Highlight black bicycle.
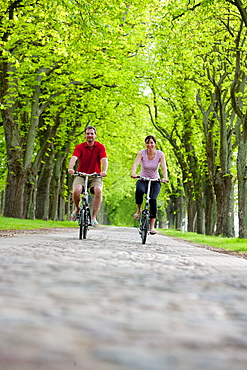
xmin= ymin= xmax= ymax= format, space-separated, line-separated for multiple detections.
xmin=72 ymin=171 xmax=100 ymax=239
xmin=133 ymin=176 xmax=161 ymax=244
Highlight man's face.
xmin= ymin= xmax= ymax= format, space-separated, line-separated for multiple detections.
xmin=85 ymin=129 xmax=96 ymax=143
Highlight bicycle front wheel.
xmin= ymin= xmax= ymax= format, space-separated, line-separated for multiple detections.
xmin=78 ymin=208 xmax=87 ymax=239
xmin=141 ymin=213 xmax=149 ymax=244
xmin=83 ymin=208 xmax=91 ymax=239
xmin=79 ymin=209 xmax=84 ymax=239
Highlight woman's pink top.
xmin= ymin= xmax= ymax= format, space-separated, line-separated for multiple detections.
xmin=140 ymin=149 xmax=164 ymax=179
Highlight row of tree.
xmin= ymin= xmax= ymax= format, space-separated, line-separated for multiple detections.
xmin=1 ymin=0 xmax=247 ymax=237
xmin=143 ymin=0 xmax=247 ymax=237
xmin=0 ymin=0 xmax=154 ymax=221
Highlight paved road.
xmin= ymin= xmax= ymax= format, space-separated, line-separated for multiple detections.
xmin=1 ymin=226 xmax=247 ymax=370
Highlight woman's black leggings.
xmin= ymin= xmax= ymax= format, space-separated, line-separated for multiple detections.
xmin=135 ymin=180 xmax=161 ymax=218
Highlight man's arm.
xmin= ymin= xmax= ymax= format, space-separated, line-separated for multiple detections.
xmin=68 ymin=156 xmax=78 ymax=174
xmin=100 ymin=157 xmax=108 ymax=177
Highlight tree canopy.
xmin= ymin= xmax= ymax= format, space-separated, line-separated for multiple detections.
xmin=1 ymin=0 xmax=247 ymax=237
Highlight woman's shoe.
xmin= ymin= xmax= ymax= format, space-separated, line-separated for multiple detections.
xmin=150 ymin=229 xmax=156 ymax=235
xmin=70 ymin=212 xmax=78 ymax=221
xmin=134 ymin=213 xmax=140 ymax=220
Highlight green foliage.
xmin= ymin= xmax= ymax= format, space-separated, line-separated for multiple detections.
xmin=106 ymin=193 xmax=136 ymax=226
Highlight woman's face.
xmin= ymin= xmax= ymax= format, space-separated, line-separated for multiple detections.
xmin=145 ymin=139 xmax=156 ymax=149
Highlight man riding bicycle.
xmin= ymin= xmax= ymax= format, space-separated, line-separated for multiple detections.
xmin=68 ymin=125 xmax=108 ymax=227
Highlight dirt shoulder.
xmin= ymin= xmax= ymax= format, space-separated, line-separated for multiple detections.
xmin=0 ymin=227 xmax=78 ymax=238
xmin=0 ymin=226 xmax=107 ymax=238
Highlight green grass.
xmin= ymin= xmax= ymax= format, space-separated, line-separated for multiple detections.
xmin=0 ymin=215 xmax=78 ymax=231
xmin=159 ymin=229 xmax=247 ymax=253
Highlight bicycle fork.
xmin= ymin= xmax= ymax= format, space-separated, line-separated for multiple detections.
xmin=78 ymin=176 xmax=90 ymax=224
xmin=139 ymin=180 xmax=152 ymax=233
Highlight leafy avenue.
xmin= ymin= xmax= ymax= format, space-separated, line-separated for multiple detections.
xmin=1 ymin=0 xmax=247 ymax=238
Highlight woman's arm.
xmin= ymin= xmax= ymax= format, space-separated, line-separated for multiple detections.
xmin=160 ymin=154 xmax=168 ymax=182
xmin=131 ymin=152 xmax=142 ymax=177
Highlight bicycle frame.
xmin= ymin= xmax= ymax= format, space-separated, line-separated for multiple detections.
xmin=143 ymin=177 xmax=153 ymax=213
xmin=73 ymin=171 xmax=100 ymax=239
xmin=82 ymin=173 xmax=90 ymax=208
xmin=134 ymin=176 xmax=160 ymax=244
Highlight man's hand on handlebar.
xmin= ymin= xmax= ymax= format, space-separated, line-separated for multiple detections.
xmin=69 ymin=170 xmax=104 ymax=177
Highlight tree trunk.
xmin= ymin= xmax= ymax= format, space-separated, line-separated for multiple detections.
xmin=0 ymin=191 xmax=5 ymax=214
xmin=196 ymin=193 xmax=204 ymax=234
xmin=175 ymin=186 xmax=186 ymax=230
xmin=2 ymin=103 xmax=26 ymax=218
xmin=49 ymin=144 xmax=71 ymax=220
xmin=58 ymin=195 xmax=66 ymax=221
xmin=1 ymin=71 xmax=45 ymax=218
xmin=214 ymin=170 xmax=234 ymax=236
xmin=49 ymin=153 xmax=64 ymax=221
xmin=204 ymin=178 xmax=216 ymax=235
xmin=166 ymin=194 xmax=177 ymax=229
xmin=4 ymin=171 xmax=26 ymax=218
xmin=22 ymin=169 xmax=38 ymax=220
xmin=49 ymin=174 xmax=60 ymax=221
xmin=187 ymin=196 xmax=197 ymax=232
xmin=237 ymin=140 xmax=247 ymax=238
xmin=36 ymin=155 xmax=55 ymax=220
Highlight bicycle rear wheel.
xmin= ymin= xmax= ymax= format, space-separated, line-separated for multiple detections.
xmin=140 ymin=213 xmax=149 ymax=244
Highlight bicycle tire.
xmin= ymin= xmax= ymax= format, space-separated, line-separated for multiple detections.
xmin=78 ymin=207 xmax=90 ymax=240
xmin=83 ymin=208 xmax=90 ymax=239
xmin=141 ymin=213 xmax=149 ymax=244
xmin=79 ymin=208 xmax=85 ymax=240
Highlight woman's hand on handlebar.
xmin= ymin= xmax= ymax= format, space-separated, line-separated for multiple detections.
xmin=68 ymin=169 xmax=75 ymax=174
xmin=161 ymin=178 xmax=169 ymax=183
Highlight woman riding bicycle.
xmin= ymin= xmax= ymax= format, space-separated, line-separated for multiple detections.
xmin=131 ymin=135 xmax=168 ymax=235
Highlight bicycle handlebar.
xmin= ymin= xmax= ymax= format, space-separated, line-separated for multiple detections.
xmin=73 ymin=171 xmax=101 ymax=177
xmin=132 ymin=176 xmax=168 ymax=183
xmin=135 ymin=176 xmax=159 ymax=181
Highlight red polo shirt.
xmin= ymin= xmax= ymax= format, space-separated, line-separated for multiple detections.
xmin=72 ymin=141 xmax=107 ymax=174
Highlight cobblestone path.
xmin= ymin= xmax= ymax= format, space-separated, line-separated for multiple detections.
xmin=1 ymin=226 xmax=247 ymax=370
